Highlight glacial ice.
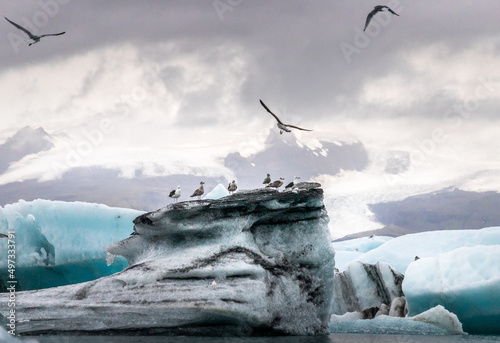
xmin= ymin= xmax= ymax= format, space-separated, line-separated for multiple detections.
xmin=332 ymin=235 xmax=392 ymax=271
xmin=404 ymin=245 xmax=500 ymax=334
xmin=353 ymin=227 xmax=500 ymax=273
xmin=329 ymin=310 xmax=463 ymax=335
xmin=0 ymin=184 xmax=336 ymax=336
xmin=334 ymin=226 xmax=500 ymax=335
xmin=330 ymin=261 xmax=404 ymax=315
xmin=0 ymin=199 xmax=142 ymax=290
xmin=204 ymin=183 xmax=230 ymax=199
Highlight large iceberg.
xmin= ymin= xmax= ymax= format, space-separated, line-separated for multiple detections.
xmin=332 ymin=235 xmax=392 ymax=271
xmin=334 ymin=227 xmax=500 ymax=335
xmin=352 ymin=227 xmax=500 ymax=274
xmin=0 ymin=184 xmax=335 ymax=336
xmin=404 ymin=245 xmax=500 ymax=334
xmin=0 ymin=199 xmax=142 ymax=290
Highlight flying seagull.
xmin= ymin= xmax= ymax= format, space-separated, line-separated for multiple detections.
xmin=363 ymin=6 xmax=399 ymax=32
xmin=228 ymin=180 xmax=237 ymax=195
xmin=5 ymin=17 xmax=65 ymax=46
xmin=169 ymin=186 xmax=181 ymax=203
xmin=190 ymin=181 xmax=205 ymax=200
xmin=260 ymin=100 xmax=312 ymax=135
xmin=263 ymin=173 xmax=271 ymax=185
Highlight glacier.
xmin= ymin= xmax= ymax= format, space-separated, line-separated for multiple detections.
xmin=0 ymin=199 xmax=143 ymax=291
xmin=0 ymin=183 xmax=335 ymax=336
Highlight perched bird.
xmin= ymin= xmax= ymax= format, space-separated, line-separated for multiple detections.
xmin=267 ymin=177 xmax=285 ymax=191
xmin=228 ymin=180 xmax=237 ymax=195
xmin=263 ymin=173 xmax=271 ymax=185
xmin=363 ymin=5 xmax=399 ymax=32
xmin=5 ymin=17 xmax=65 ymax=46
xmin=414 ymin=256 xmax=420 ymax=261
xmin=260 ymin=100 xmax=312 ymax=135
xmin=210 ymin=280 xmax=217 ymax=290
xmin=0 ymin=233 xmax=8 ymax=238
xmin=285 ymin=176 xmax=300 ymax=189
xmin=190 ymin=181 xmax=205 ymax=200
xmin=169 ymin=185 xmax=181 ymax=203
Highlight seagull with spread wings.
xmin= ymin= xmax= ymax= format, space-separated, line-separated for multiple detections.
xmin=363 ymin=5 xmax=399 ymax=32
xmin=5 ymin=17 xmax=65 ymax=46
xmin=260 ymin=100 xmax=312 ymax=135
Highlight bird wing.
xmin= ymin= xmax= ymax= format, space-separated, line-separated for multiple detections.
xmin=0 ymin=233 xmax=8 ymax=238
xmin=363 ymin=9 xmax=378 ymax=31
xmin=5 ymin=17 xmax=37 ymax=39
xmin=260 ymin=100 xmax=285 ymax=125
xmin=40 ymin=32 xmax=66 ymax=38
xmin=169 ymin=190 xmax=176 ymax=197
xmin=285 ymin=182 xmax=294 ymax=188
xmin=286 ymin=124 xmax=313 ymax=131
xmin=387 ymin=7 xmax=399 ymax=16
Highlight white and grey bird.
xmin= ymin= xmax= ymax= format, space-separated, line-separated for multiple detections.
xmin=190 ymin=181 xmax=205 ymax=200
xmin=363 ymin=5 xmax=399 ymax=32
xmin=267 ymin=177 xmax=285 ymax=191
xmin=285 ymin=176 xmax=300 ymax=189
xmin=169 ymin=186 xmax=181 ymax=203
xmin=5 ymin=17 xmax=65 ymax=46
xmin=228 ymin=180 xmax=237 ymax=195
xmin=263 ymin=173 xmax=271 ymax=185
xmin=260 ymin=100 xmax=312 ymax=135
xmin=210 ymin=280 xmax=217 ymax=290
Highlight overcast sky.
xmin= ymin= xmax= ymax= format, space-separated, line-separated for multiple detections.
xmin=1 ymin=1 xmax=500 ymax=219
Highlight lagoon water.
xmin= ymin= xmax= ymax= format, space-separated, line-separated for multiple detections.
xmin=32 ymin=334 xmax=500 ymax=343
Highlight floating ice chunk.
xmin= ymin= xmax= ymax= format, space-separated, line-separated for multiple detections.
xmin=403 ymin=244 xmax=500 ymax=334
xmin=355 ymin=227 xmax=500 ymax=273
xmin=329 ymin=315 xmax=449 ymax=335
xmin=412 ymin=305 xmax=465 ymax=335
xmin=332 ymin=235 xmax=392 ymax=271
xmin=0 ymin=199 xmax=142 ymax=290
xmin=204 ymin=183 xmax=229 ymax=199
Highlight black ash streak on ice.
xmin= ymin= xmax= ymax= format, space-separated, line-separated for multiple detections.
xmin=1 ymin=184 xmax=336 ymax=337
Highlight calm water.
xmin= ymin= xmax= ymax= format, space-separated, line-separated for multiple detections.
xmin=31 ymin=334 xmax=500 ymax=343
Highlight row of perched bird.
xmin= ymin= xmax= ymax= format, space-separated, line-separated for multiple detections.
xmin=168 ymin=175 xmax=301 ymax=203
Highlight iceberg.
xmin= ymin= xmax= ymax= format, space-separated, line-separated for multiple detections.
xmin=353 ymin=227 xmax=500 ymax=273
xmin=0 ymin=184 xmax=335 ymax=336
xmin=404 ymin=245 xmax=500 ymax=334
xmin=332 ymin=235 xmax=392 ymax=271
xmin=331 ymin=261 xmax=404 ymax=316
xmin=329 ymin=308 xmax=464 ymax=335
xmin=0 ymin=199 xmax=143 ymax=290
xmin=331 ymin=227 xmax=500 ymax=335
